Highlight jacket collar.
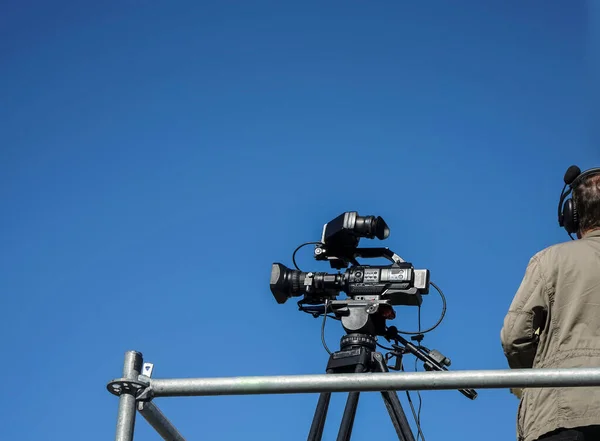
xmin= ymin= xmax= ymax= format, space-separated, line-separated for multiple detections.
xmin=583 ymin=229 xmax=600 ymax=238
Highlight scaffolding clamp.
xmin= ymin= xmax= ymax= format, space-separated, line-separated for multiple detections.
xmin=107 ymin=362 xmax=154 ymax=401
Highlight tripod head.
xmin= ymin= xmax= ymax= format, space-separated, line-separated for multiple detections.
xmin=303 ymin=300 xmax=478 ymax=400
xmin=302 ymin=295 xmax=396 ymax=336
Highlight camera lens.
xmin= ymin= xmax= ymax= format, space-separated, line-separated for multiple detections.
xmin=270 ymin=263 xmax=305 ymax=304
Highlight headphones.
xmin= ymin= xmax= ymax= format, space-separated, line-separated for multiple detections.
xmin=558 ymin=165 xmax=600 ymax=238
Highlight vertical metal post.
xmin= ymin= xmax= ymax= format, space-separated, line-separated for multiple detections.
xmin=115 ymin=351 xmax=143 ymax=441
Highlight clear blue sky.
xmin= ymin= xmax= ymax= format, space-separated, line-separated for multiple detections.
xmin=1 ymin=1 xmax=598 ymax=440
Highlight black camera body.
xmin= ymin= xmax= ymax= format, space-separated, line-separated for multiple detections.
xmin=269 ymin=212 xmax=430 ymax=308
xmin=344 ymin=264 xmax=429 ymax=302
xmin=270 ymin=262 xmax=429 ymax=306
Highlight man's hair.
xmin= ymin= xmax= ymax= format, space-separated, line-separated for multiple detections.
xmin=573 ymin=173 xmax=600 ymax=233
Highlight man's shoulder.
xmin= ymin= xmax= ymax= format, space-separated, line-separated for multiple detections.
xmin=529 ymin=239 xmax=580 ymax=268
xmin=539 ymin=239 xmax=577 ymax=255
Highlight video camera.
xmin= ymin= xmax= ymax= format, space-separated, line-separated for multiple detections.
xmin=270 ymin=211 xmax=430 ymax=309
xmin=268 ymin=211 xmax=477 ymax=403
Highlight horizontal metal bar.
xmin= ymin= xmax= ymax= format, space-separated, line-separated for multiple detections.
xmin=149 ymin=368 xmax=600 ymax=397
xmin=137 ymin=401 xmax=186 ymax=441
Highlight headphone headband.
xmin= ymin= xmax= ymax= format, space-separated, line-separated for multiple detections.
xmin=570 ymin=167 xmax=600 ymax=189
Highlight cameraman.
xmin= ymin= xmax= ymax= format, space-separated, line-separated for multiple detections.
xmin=501 ymin=166 xmax=600 ymax=441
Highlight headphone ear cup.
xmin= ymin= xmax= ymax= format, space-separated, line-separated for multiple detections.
xmin=563 ymin=199 xmax=578 ymax=234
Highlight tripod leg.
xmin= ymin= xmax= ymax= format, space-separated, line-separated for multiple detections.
xmin=373 ymin=353 xmax=416 ymax=441
xmin=335 ymin=363 xmax=366 ymax=441
xmin=335 ymin=391 xmax=360 ymax=441
xmin=307 ymin=367 xmax=337 ymax=441
xmin=307 ymin=392 xmax=331 ymax=441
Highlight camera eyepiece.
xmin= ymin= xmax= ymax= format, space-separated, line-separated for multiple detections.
xmin=354 ymin=214 xmax=390 ymax=240
xmin=321 ymin=211 xmax=390 ymax=249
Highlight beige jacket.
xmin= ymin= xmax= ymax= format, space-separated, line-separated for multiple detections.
xmin=501 ymin=230 xmax=600 ymax=441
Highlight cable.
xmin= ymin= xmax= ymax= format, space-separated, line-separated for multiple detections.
xmin=407 ymin=305 xmax=426 ymax=441
xmin=405 ymin=389 xmax=425 ymax=441
xmin=292 ymin=241 xmax=323 ymax=271
xmin=411 ymin=315 xmax=424 ymax=441
xmin=320 ymin=300 xmax=332 ymax=355
xmin=393 ymin=281 xmax=447 ymax=335
xmin=400 ymin=359 xmax=426 ymax=441
xmin=377 ymin=341 xmax=394 ymax=351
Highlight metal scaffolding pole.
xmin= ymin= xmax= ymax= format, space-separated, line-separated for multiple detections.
xmin=137 ymin=402 xmax=186 ymax=441
xmin=148 ymin=367 xmax=600 ymax=397
xmin=108 ymin=350 xmax=600 ymax=441
xmin=114 ymin=351 xmax=143 ymax=441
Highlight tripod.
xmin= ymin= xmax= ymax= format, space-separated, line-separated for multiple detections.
xmin=307 ymin=333 xmax=416 ymax=441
